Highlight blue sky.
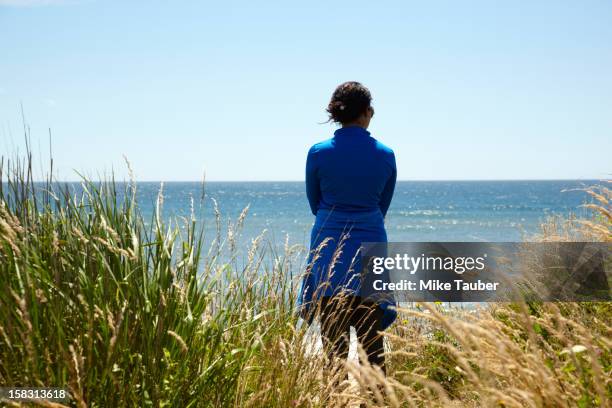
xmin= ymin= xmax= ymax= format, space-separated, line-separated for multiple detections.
xmin=1 ymin=0 xmax=610 ymax=181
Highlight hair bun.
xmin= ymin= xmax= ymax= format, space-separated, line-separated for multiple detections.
xmin=326 ymin=81 xmax=372 ymax=125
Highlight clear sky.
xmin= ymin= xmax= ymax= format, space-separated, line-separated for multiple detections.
xmin=1 ymin=0 xmax=610 ymax=181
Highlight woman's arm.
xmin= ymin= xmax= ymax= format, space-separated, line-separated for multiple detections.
xmin=379 ymin=154 xmax=397 ymax=217
xmin=305 ymin=148 xmax=321 ymax=215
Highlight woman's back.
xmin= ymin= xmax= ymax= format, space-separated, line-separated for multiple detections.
xmin=306 ymin=125 xmax=396 ymax=216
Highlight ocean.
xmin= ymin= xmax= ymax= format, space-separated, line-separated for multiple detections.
xmin=129 ymin=180 xmax=595 ymax=248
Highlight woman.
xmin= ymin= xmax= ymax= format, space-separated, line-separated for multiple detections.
xmin=298 ymin=81 xmax=397 ymax=374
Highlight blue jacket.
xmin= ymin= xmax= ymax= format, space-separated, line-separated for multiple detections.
xmin=299 ymin=125 xmax=397 ymax=330
xmin=305 ymin=126 xmax=396 ymax=217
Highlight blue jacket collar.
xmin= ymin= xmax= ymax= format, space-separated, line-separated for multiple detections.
xmin=333 ymin=126 xmax=370 ymax=138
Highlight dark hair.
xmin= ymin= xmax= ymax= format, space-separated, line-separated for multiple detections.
xmin=326 ymin=81 xmax=372 ymax=124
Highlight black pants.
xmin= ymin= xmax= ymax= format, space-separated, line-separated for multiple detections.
xmin=318 ymin=295 xmax=386 ymax=374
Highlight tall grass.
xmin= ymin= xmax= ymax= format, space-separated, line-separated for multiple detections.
xmin=0 ymin=149 xmax=341 ymax=407
xmin=1 ymin=145 xmax=610 ymax=407
xmin=374 ymin=183 xmax=611 ymax=407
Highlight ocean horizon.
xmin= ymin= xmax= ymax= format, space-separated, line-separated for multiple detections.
xmin=20 ymin=179 xmax=597 ymax=247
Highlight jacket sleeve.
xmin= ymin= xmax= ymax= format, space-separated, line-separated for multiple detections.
xmin=379 ymin=153 xmax=397 ymax=217
xmin=305 ymin=147 xmax=321 ymax=215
